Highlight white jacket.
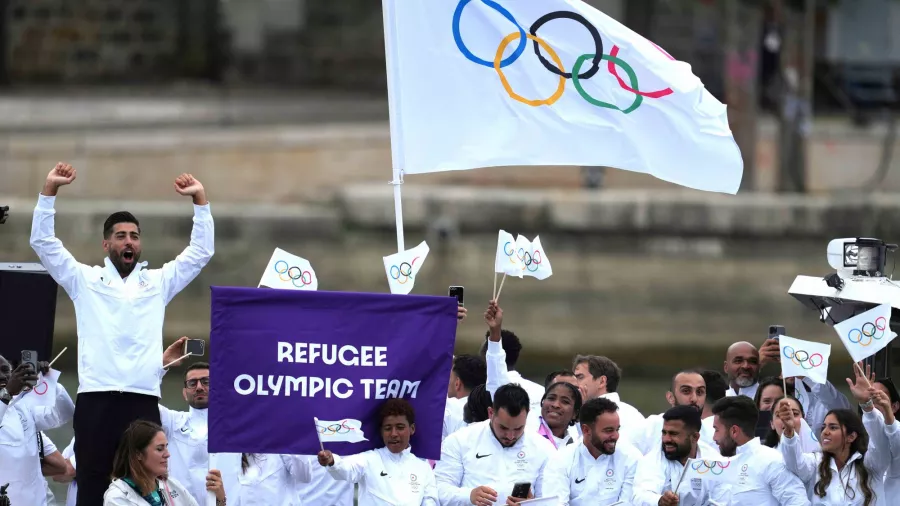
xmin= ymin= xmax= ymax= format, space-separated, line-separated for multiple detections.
xmin=30 ymin=194 xmax=214 ymax=396
xmin=236 ymin=453 xmax=313 ymax=506
xmin=781 ymin=410 xmax=891 ymax=506
xmin=435 ymin=420 xmax=556 ymax=505
xmin=327 ymin=446 xmax=437 ymax=505
xmin=103 ymin=477 xmax=198 ymax=506
xmin=541 ymin=439 xmax=642 ymax=506
xmin=631 ymin=441 xmax=729 ymax=506
xmin=0 ymin=378 xmax=74 ymax=506
xmin=885 ymin=414 xmax=900 ymax=503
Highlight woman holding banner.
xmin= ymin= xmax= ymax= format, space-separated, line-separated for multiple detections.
xmin=317 ymin=398 xmax=438 ymax=505
xmin=775 ymin=365 xmax=894 ymax=506
xmin=103 ymin=420 xmax=226 ymax=506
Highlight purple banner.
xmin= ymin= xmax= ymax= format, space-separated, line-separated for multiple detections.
xmin=208 ymin=286 xmax=457 ymax=460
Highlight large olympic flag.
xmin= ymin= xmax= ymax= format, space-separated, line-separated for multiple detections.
xmin=382 ymin=0 xmax=743 ymax=194
xmin=208 ymin=286 xmax=458 ymax=460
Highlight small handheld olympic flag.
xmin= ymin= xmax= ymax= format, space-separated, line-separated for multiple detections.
xmin=680 ymin=457 xmax=740 ymax=483
xmin=778 ymin=335 xmax=830 ymax=384
xmin=314 ymin=417 xmax=369 ymax=444
xmin=259 ymin=247 xmax=318 ymax=291
xmin=833 ymin=304 xmax=897 ymax=363
xmin=383 ymin=241 xmax=430 ymax=295
xmin=494 ymin=230 xmax=523 ymax=278
xmin=514 ymin=235 xmax=552 ymax=281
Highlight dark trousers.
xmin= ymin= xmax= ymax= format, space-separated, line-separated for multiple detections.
xmin=74 ymin=391 xmax=161 ymax=506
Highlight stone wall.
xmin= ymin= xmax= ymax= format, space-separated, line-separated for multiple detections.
xmin=3 ymin=0 xmax=218 ymax=82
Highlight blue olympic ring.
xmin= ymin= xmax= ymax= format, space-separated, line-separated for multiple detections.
xmin=452 ymin=0 xmax=526 ymax=68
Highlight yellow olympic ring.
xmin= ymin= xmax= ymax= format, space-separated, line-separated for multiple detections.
xmin=494 ymin=32 xmax=565 ymax=107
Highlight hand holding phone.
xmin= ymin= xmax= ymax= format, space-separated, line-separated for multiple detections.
xmin=510 ymin=482 xmax=531 ymax=499
xmin=20 ymin=350 xmax=39 ymax=386
xmin=184 ymin=339 xmax=205 ymax=357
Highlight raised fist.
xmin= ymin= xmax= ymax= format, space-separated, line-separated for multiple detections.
xmin=46 ymin=163 xmax=76 ymax=188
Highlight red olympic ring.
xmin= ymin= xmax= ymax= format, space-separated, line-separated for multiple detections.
xmin=608 ymin=45 xmax=673 ymax=99
xmin=33 ymin=380 xmax=49 ymax=395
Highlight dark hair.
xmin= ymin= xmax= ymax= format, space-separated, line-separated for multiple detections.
xmin=814 ymin=409 xmax=874 ymax=506
xmin=572 ymin=355 xmax=621 ymax=393
xmin=671 ymin=368 xmax=705 ymax=393
xmin=110 ymin=420 xmax=164 ymax=494
xmin=711 ymin=396 xmax=758 ymax=438
xmin=184 ymin=361 xmax=209 ymax=382
xmin=103 ymin=211 xmax=140 ymax=239
xmin=481 ymin=330 xmax=523 ymax=369
xmin=753 ymin=376 xmax=793 ymax=410
xmin=876 ymin=377 xmax=900 ymax=417
xmin=544 ymin=370 xmax=575 ymax=389
xmin=452 ymin=355 xmax=487 ymax=392
xmin=579 ymin=397 xmax=618 ymax=426
xmin=663 ymin=404 xmax=702 ymax=433
xmin=701 ymin=370 xmax=728 ymax=404
xmin=492 ymin=384 xmax=530 ymax=417
xmin=762 ymin=396 xmax=805 ymax=448
xmin=542 ymin=381 xmax=583 ymax=426
xmin=379 ymin=398 xmax=415 ymax=426
xmin=463 ymin=384 xmax=492 ymax=424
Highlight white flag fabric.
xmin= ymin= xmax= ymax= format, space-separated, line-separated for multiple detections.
xmin=778 ymin=335 xmax=830 ymax=384
xmin=259 ymin=247 xmax=318 ymax=291
xmin=495 ymin=229 xmax=523 ymax=277
xmin=833 ymin=304 xmax=897 ymax=363
xmin=13 ymin=369 xmax=61 ymax=410
xmin=314 ymin=417 xmax=369 ymax=443
xmin=514 ymin=235 xmax=553 ymax=280
xmin=382 ymin=0 xmax=742 ymax=193
xmin=681 ymin=457 xmax=740 ymax=483
xmin=383 ymin=241 xmax=430 ymax=294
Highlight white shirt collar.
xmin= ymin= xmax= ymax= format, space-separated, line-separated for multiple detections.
xmin=735 ymin=436 xmax=761 ymax=456
xmin=600 ymin=392 xmax=621 ymax=403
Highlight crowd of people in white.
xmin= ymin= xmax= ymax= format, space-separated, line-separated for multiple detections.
xmin=2 ymin=163 xmax=900 ymax=506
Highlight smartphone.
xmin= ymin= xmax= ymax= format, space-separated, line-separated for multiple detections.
xmin=768 ymin=325 xmax=786 ymax=341
xmin=184 ymin=339 xmax=205 ymax=357
xmin=448 ymin=286 xmax=464 ymax=306
xmin=21 ymin=350 xmax=38 ymax=386
xmin=510 ymin=482 xmax=530 ymax=499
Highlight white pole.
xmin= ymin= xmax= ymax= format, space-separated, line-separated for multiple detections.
xmin=206 ymin=453 xmax=218 ymax=506
xmin=392 ymin=169 xmax=405 ymax=252
xmin=382 ymin=0 xmax=406 ymax=253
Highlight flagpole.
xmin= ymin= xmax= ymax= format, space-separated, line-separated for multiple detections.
xmin=382 ymin=0 xmax=406 ymax=254
xmin=392 ymin=169 xmax=405 ymax=253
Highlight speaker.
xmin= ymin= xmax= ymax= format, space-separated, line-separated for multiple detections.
xmin=0 ymin=263 xmax=59 ymax=364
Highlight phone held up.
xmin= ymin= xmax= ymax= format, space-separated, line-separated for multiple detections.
xmin=21 ymin=350 xmax=39 ymax=386
xmin=510 ymin=482 xmax=531 ymax=499
xmin=184 ymin=339 xmax=206 ymax=357
xmin=769 ymin=325 xmax=786 ymax=342
xmin=449 ymin=286 xmax=464 ymax=306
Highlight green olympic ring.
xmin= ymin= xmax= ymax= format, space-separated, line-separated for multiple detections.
xmin=572 ymin=53 xmax=642 ymax=114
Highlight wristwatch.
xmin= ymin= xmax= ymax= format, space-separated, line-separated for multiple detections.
xmin=860 ymin=398 xmax=875 ymax=410
xmin=0 ymin=388 xmax=10 ymax=403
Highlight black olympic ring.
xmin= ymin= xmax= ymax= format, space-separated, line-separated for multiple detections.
xmin=529 ymin=11 xmax=603 ymax=80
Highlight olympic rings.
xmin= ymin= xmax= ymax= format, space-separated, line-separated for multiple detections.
xmin=317 ymin=421 xmax=354 ymax=435
xmin=453 ymin=0 xmax=526 ymax=68
xmin=452 ymin=2 xmax=675 ymax=112
xmin=390 ymin=257 xmax=420 ymax=284
xmin=274 ymin=260 xmax=312 ymax=288
xmin=516 ymin=247 xmax=543 ymax=272
xmin=495 ymin=32 xmax=565 ymax=107
xmin=690 ymin=460 xmax=730 ymax=475
xmin=847 ymin=316 xmax=887 ymax=347
xmin=503 ymin=241 xmax=516 ymax=263
xmin=529 ymin=12 xmax=603 ymax=79
xmin=781 ymin=346 xmax=824 ymax=370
